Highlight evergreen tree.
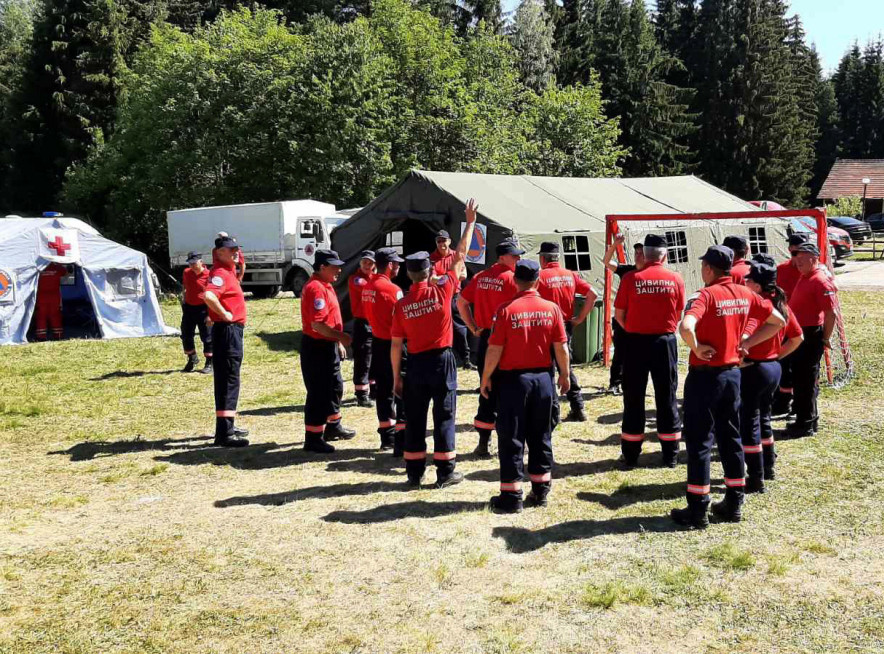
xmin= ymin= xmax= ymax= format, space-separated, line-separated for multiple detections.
xmin=832 ymin=44 xmax=864 ymax=157
xmin=508 ymin=0 xmax=557 ymax=92
xmin=458 ymin=0 xmax=502 ymax=33
xmin=810 ymin=47 xmax=839 ymax=198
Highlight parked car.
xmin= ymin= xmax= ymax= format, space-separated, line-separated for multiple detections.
xmin=867 ymin=213 xmax=884 ymax=233
xmin=789 ymin=217 xmax=853 ymax=260
xmin=828 ymin=215 xmax=872 ymax=244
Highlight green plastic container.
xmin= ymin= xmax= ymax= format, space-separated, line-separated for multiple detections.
xmin=571 ymin=297 xmax=603 ymax=364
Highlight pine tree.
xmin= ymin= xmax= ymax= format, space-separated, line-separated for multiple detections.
xmin=458 ymin=0 xmax=502 ymax=33
xmin=832 ymin=44 xmax=864 ymax=157
xmin=809 ymin=47 xmax=839 ymax=198
xmin=508 ymin=0 xmax=557 ymax=92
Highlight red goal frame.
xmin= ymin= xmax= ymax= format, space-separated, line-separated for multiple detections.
xmin=602 ymin=208 xmax=830 ymax=368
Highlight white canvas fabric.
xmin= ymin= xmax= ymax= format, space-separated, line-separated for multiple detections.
xmin=0 ymin=217 xmax=177 ymax=344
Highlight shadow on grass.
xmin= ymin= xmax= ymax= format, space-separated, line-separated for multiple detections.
xmin=255 ymin=330 xmax=302 ymax=352
xmin=155 ymin=445 xmax=378 ymax=471
xmin=493 ymin=515 xmax=680 ymax=553
xmin=464 ymin=452 xmax=668 ymax=483
xmin=323 ymin=500 xmax=486 ymax=524
xmin=596 ymin=399 xmax=684 ymax=426
xmin=50 ymin=435 xmax=214 ymax=461
xmin=215 ymin=480 xmax=406 ymax=507
xmin=238 ymin=398 xmax=360 ymax=417
xmin=90 ymin=369 xmax=180 ymax=381
xmin=577 ymin=481 xmax=691 ymax=510
xmin=571 ymin=433 xmax=622 ymax=447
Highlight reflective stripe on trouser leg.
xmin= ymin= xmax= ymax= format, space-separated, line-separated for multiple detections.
xmin=474 ymin=330 xmax=497 ymax=431
xmin=684 ymin=368 xmax=734 ymax=505
xmin=212 ymin=322 xmax=243 ymax=439
xmin=300 ymin=335 xmax=340 ymax=431
xmin=741 ymin=361 xmax=781 ymax=478
xmin=372 ymin=337 xmax=404 ymax=433
xmin=649 ymin=333 xmax=681 ymax=457
xmin=405 ymin=349 xmax=456 ymax=477
xmin=525 ymin=371 xmax=555 ymax=490
xmin=620 ymin=331 xmax=646 ymax=461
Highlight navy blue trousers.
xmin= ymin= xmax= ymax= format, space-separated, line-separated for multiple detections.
xmin=740 ymin=361 xmax=781 ymax=479
xmin=403 ymin=348 xmax=457 ymax=479
xmin=621 ymin=332 xmax=681 ymax=460
xmin=300 ymin=335 xmax=344 ymax=431
xmin=683 ymin=367 xmax=744 ymax=506
xmin=610 ymin=319 xmax=625 ymax=387
xmin=371 ymin=337 xmax=405 ymax=441
xmin=212 ymin=323 xmax=243 ymax=439
xmin=495 ymin=369 xmax=555 ymax=498
xmin=792 ymin=326 xmax=825 ymax=428
xmin=352 ymin=318 xmax=372 ymax=396
xmin=474 ymin=330 xmax=496 ymax=433
xmin=181 ymin=303 xmax=212 ymax=356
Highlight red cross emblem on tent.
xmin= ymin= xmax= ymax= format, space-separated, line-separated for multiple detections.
xmin=48 ymin=235 xmax=72 ymax=256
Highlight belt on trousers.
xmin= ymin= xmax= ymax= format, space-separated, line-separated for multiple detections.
xmin=689 ymin=364 xmax=738 ymax=372
xmin=409 ymin=346 xmax=451 ymax=358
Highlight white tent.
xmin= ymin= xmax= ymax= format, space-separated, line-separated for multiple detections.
xmin=0 ymin=216 xmax=177 ymax=345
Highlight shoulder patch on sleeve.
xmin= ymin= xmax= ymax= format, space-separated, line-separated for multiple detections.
xmin=210 ymin=275 xmax=224 ymax=287
xmin=684 ymin=291 xmax=701 ymax=313
xmin=396 ymin=290 xmax=404 ymax=300
xmin=314 ymin=297 xmax=326 ymax=310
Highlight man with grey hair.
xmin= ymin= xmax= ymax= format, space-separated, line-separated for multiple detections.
xmin=613 ymin=234 xmax=686 ymax=468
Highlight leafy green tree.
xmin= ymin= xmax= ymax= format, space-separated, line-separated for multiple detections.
xmin=508 ymin=0 xmax=557 ymax=92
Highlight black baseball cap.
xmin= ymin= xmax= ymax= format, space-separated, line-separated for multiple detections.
xmin=644 ymin=233 xmax=667 ymax=248
xmin=539 ymin=241 xmax=560 ymax=254
xmin=748 ymin=261 xmax=777 ymax=286
xmin=723 ymin=235 xmax=749 ymax=252
xmin=359 ymin=250 xmax=376 ymax=262
xmin=376 ymin=247 xmax=404 ymax=267
xmin=751 ymin=253 xmax=776 ymax=266
xmin=315 ymin=249 xmax=345 ymax=267
xmin=405 ymin=251 xmax=431 ymax=272
xmin=435 ymin=230 xmax=450 ymax=241
xmin=215 ymin=235 xmax=238 ymax=249
xmin=186 ymin=251 xmax=201 ymax=264
xmin=788 ymin=233 xmax=810 ymax=247
xmin=700 ymin=245 xmax=734 ymax=271
xmin=514 ymin=259 xmax=540 ymax=282
xmin=796 ymin=242 xmax=821 ymax=256
xmin=496 ymin=239 xmax=526 ymax=256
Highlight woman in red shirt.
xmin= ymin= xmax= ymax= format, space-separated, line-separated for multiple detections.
xmin=740 ymin=262 xmax=804 ymax=491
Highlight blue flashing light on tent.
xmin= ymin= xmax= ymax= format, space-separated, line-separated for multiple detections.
xmin=42 ymin=211 xmax=62 ymax=217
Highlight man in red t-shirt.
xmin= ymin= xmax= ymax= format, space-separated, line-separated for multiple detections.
xmin=786 ymin=242 xmax=838 ymax=438
xmin=391 ymin=200 xmax=478 ymax=487
xmin=204 ymin=236 xmax=249 ymax=447
xmin=456 ymin=238 xmax=523 ymax=457
xmin=723 ymin=235 xmax=751 ymax=285
xmin=34 ymin=262 xmax=67 ymax=341
xmin=431 ymin=229 xmax=474 ymax=371
xmin=603 ymin=234 xmax=646 ymax=395
xmin=537 ymin=241 xmax=597 ymax=423
xmin=180 ymin=252 xmax=213 ymax=374
xmin=300 ymin=249 xmax=356 ymax=453
xmin=480 ymin=259 xmax=570 ymax=514
xmin=347 ymin=251 xmax=376 ymax=407
xmin=671 ymin=245 xmax=785 ymax=529
xmin=771 ymin=233 xmax=809 ymax=417
xmin=613 ymin=234 xmax=686 ymax=468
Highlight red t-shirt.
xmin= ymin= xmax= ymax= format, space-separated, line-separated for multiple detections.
xmin=776 ymin=261 xmax=801 ymax=299
xmin=460 ymin=262 xmax=518 ymax=330
xmin=488 ymin=290 xmax=567 ymax=370
xmin=746 ymin=301 xmax=803 ymax=361
xmin=537 ymin=262 xmax=593 ymax=321
xmin=789 ymin=267 xmax=838 ymax=327
xmin=684 ymin=277 xmax=772 ymax=367
xmin=430 ymin=250 xmax=455 ymax=274
xmin=365 ymin=272 xmax=403 ymax=340
xmin=182 ymin=266 xmax=209 ymax=306
xmin=301 ymin=275 xmax=342 ymax=340
xmin=731 ymin=260 xmax=751 ymax=285
xmin=614 ymin=262 xmax=685 ymax=334
xmin=348 ymin=271 xmax=374 ymax=320
xmin=37 ymin=263 xmax=66 ymax=298
xmin=206 ymin=265 xmax=247 ymax=325
xmin=392 ymin=271 xmax=458 ymax=353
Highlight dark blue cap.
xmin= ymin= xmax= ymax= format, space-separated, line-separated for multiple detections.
xmin=215 ymin=235 xmax=238 ymax=249
xmin=376 ymin=247 xmax=404 ymax=267
xmin=644 ymin=233 xmax=668 ymax=248
xmin=186 ymin=251 xmax=202 ymax=263
xmin=788 ymin=233 xmax=809 ymax=247
xmin=435 ymin=230 xmax=450 ymax=240
xmin=539 ymin=241 xmax=559 ymax=254
xmin=796 ymin=242 xmax=820 ymax=256
xmin=751 ymin=252 xmax=776 ymax=267
xmin=405 ymin=251 xmax=431 ymax=272
xmin=315 ymin=249 xmax=345 ymax=267
xmin=496 ymin=239 xmax=526 ymax=256
xmin=514 ymin=259 xmax=540 ymax=282
xmin=700 ymin=245 xmax=734 ymax=271
xmin=748 ymin=261 xmax=777 ymax=286
xmin=359 ymin=250 xmax=376 ymax=262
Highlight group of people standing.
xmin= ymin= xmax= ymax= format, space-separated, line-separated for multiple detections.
xmin=181 ymin=206 xmax=839 ymax=524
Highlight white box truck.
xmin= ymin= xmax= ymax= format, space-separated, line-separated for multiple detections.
xmin=167 ymin=200 xmax=345 ymax=297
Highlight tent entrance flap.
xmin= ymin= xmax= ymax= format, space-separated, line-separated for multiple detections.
xmin=28 ymin=265 xmax=100 ymax=340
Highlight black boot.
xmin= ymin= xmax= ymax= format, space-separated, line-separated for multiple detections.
xmin=490 ymin=493 xmax=523 ymax=514
xmin=525 ymin=482 xmax=550 ymax=508
xmin=771 ymin=392 xmax=791 ymax=418
xmin=406 ymin=472 xmax=425 ymax=489
xmin=745 ymin=476 xmax=766 ymax=494
xmin=325 ymin=422 xmax=356 ymax=442
xmin=356 ymin=392 xmax=373 ymax=408
xmin=607 ymin=383 xmax=622 ymax=396
xmin=785 ymin=421 xmax=815 ymax=438
xmin=215 ymin=432 xmax=249 ymax=447
xmin=304 ymin=433 xmax=335 ymax=453
xmin=198 ymin=358 xmax=213 ymax=374
xmin=670 ymin=502 xmax=709 ymax=529
xmin=563 ymin=406 xmax=587 ymax=422
xmin=763 ymin=466 xmax=776 ymax=481
xmin=435 ymin=470 xmax=464 ymax=489
xmin=473 ymin=430 xmax=492 ymax=458
xmin=711 ymin=490 xmax=744 ymax=523
xmin=661 ymin=443 xmax=679 ymax=468
xmin=233 ymin=425 xmax=250 ymax=437
xmin=378 ymin=427 xmax=395 ymax=451
xmin=182 ymin=353 xmax=199 ymax=373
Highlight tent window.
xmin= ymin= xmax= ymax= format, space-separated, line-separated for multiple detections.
xmin=385 ymin=231 xmax=404 ymax=255
xmin=665 ymin=231 xmax=689 ymax=263
xmin=105 ymin=269 xmax=143 ymax=298
xmin=562 ymin=235 xmax=592 ymax=271
xmin=749 ymin=227 xmax=768 ymax=254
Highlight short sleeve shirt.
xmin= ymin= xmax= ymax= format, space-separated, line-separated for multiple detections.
xmin=614 ymin=262 xmax=686 ymax=334
xmin=746 ymin=302 xmax=803 ymax=361
xmin=206 ymin=265 xmax=247 ymax=324
xmin=183 ymin=266 xmax=209 ymax=306
xmin=731 ymin=260 xmax=751 ymax=286
xmin=776 ymin=261 xmax=801 ymax=299
xmin=789 ymin=268 xmax=838 ymax=327
xmin=366 ymin=272 xmax=404 ymax=340
xmin=460 ymin=262 xmax=518 ymax=330
xmin=488 ymin=290 xmax=567 ymax=370
xmin=537 ymin=262 xmax=594 ymax=320
xmin=683 ymin=276 xmax=772 ymax=366
xmin=301 ymin=275 xmax=342 ymax=339
xmin=392 ymin=271 xmax=458 ymax=353
xmin=348 ymin=271 xmax=374 ymax=320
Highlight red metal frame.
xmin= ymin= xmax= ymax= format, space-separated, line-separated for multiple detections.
xmin=602 ymin=208 xmax=829 ymax=366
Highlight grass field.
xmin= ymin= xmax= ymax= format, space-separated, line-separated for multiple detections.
xmin=1 ymin=291 xmax=883 ymax=653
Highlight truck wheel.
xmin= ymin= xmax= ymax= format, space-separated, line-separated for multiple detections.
xmin=252 ymin=285 xmax=280 ymax=299
xmin=288 ymin=271 xmax=309 ymax=298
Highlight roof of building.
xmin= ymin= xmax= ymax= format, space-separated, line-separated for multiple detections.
xmin=818 ymin=159 xmax=884 ymax=200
